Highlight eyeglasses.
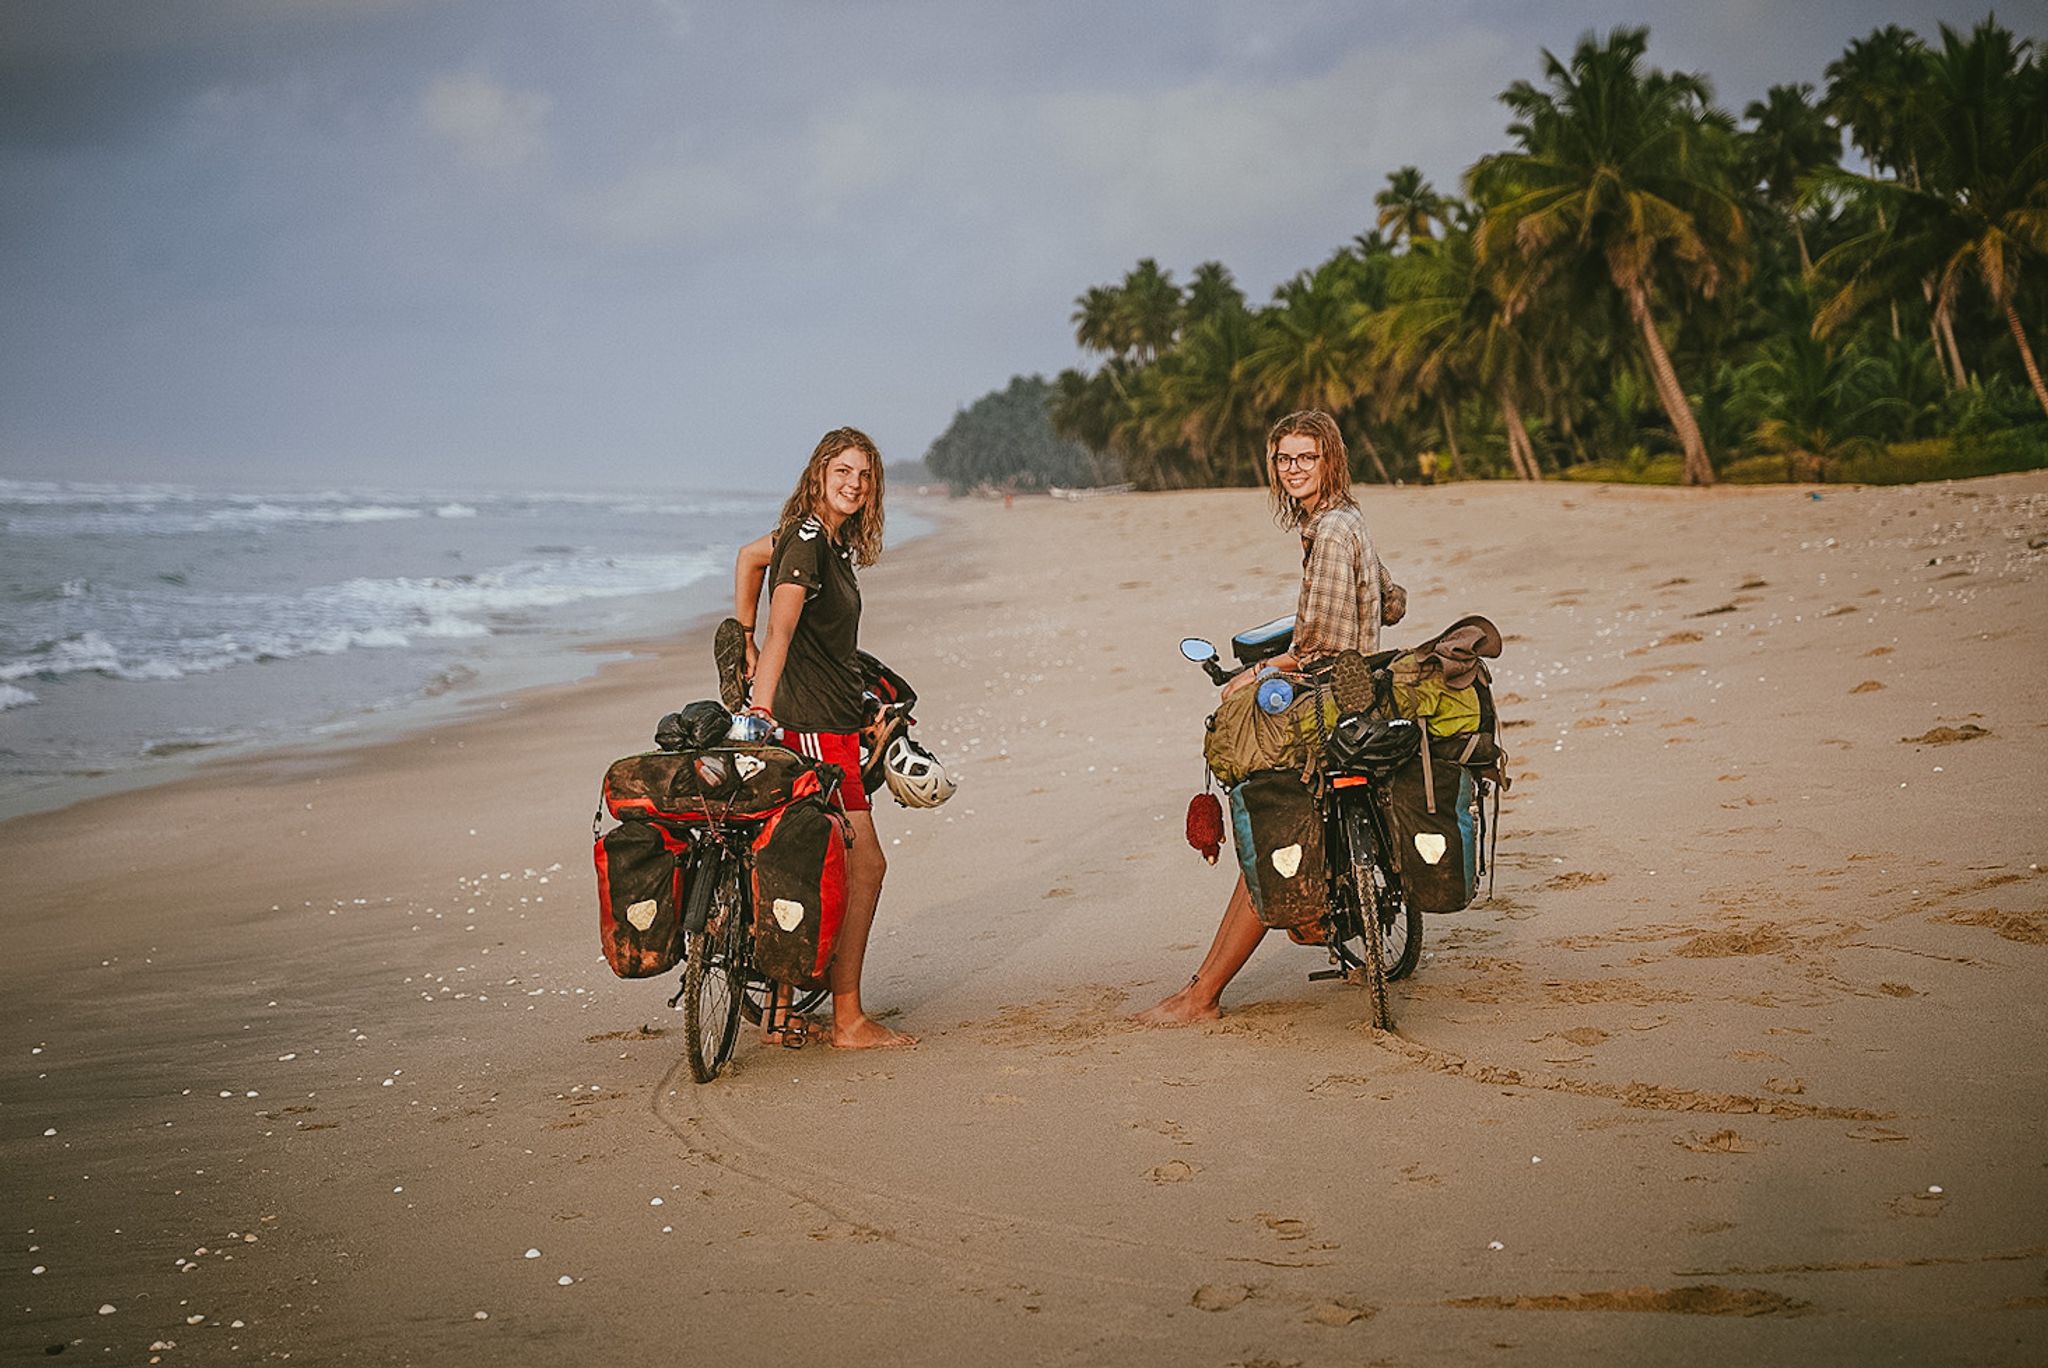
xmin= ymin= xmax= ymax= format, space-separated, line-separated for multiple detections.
xmin=1272 ymin=453 xmax=1320 ymax=471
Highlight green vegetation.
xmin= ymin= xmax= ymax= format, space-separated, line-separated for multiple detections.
xmin=1034 ymin=17 xmax=2047 ymax=489
xmin=922 ymin=375 xmax=1114 ymax=494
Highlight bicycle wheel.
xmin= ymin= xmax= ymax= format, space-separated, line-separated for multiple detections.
xmin=680 ymin=853 xmax=745 ymax=1082
xmin=1333 ymin=805 xmax=1395 ymax=1030
xmin=1332 ymin=804 xmax=1424 ymax=982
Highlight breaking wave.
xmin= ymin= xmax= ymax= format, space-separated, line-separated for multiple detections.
xmin=0 ymin=552 xmax=720 ymax=685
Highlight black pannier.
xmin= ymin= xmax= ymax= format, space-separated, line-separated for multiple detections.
xmin=593 ymin=820 xmax=689 ymax=978
xmin=748 ymin=795 xmax=849 ymax=990
xmin=1227 ymin=768 xmax=1327 ymax=931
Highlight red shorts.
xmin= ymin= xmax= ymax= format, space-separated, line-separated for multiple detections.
xmin=778 ymin=728 xmax=869 ymax=813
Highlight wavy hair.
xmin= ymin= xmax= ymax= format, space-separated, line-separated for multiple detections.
xmin=777 ymin=427 xmax=886 ymax=567
xmin=1266 ymin=410 xmax=1353 ymax=530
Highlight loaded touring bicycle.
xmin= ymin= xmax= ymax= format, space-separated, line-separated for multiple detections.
xmin=1182 ymin=613 xmax=1507 ymax=1030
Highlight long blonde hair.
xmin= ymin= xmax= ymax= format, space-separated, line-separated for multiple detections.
xmin=1266 ymin=410 xmax=1353 ymax=530
xmin=776 ymin=427 xmax=885 ymax=567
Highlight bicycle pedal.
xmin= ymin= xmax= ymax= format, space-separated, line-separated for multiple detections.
xmin=1307 ymin=968 xmax=1345 ymax=982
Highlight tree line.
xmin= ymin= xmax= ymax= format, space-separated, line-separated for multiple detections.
xmin=985 ymin=18 xmax=2047 ymax=490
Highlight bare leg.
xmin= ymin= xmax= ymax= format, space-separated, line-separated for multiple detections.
xmin=1133 ymin=874 xmax=1268 ymax=1024
xmin=828 ymin=808 xmax=916 ymax=1049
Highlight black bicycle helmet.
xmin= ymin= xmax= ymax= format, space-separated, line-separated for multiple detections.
xmin=1325 ymin=715 xmax=1421 ymax=776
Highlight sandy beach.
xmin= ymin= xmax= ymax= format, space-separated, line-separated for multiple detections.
xmin=5 ymin=475 xmax=2046 ymax=1366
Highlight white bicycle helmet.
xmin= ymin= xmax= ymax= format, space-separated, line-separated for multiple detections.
xmin=881 ymin=733 xmax=956 ymax=809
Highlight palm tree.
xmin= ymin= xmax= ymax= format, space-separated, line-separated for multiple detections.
xmin=1824 ymin=25 xmax=1938 ymax=349
xmin=1816 ymin=19 xmax=2048 ymax=419
xmin=1742 ymin=83 xmax=1840 ymax=277
xmin=1117 ymin=258 xmax=1184 ymax=364
xmin=1375 ymin=166 xmax=1448 ymax=248
xmin=1368 ymin=228 xmax=1543 ymax=478
xmin=1157 ymin=308 xmax=1268 ymax=484
xmin=1251 ymin=266 xmax=1393 ymax=482
xmin=1727 ymin=332 xmax=1906 ymax=475
xmin=1071 ymin=285 xmax=1129 ymax=358
xmin=1825 ymin=26 xmax=1933 ymax=183
xmin=1470 ymin=26 xmax=1749 ymax=486
xmin=1185 ymin=261 xmax=1246 ymax=326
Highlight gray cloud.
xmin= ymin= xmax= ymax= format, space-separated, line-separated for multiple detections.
xmin=0 ymin=0 xmax=2011 ymax=490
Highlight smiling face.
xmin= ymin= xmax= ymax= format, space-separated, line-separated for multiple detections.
xmin=819 ymin=445 xmax=873 ymax=525
xmin=1273 ymin=432 xmax=1325 ymax=509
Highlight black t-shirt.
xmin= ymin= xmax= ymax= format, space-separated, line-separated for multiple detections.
xmin=767 ymin=515 xmax=864 ymax=731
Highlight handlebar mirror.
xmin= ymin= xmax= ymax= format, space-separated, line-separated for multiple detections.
xmin=1179 ymin=637 xmax=1218 ymax=664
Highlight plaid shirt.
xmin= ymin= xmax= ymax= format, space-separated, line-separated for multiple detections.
xmin=1293 ymin=501 xmax=1382 ymax=664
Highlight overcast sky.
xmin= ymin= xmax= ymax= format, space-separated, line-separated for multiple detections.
xmin=0 ymin=0 xmax=2013 ymax=492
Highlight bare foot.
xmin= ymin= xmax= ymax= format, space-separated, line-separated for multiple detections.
xmin=1132 ymin=986 xmax=1221 ymax=1025
xmin=830 ymin=1013 xmax=918 ymax=1049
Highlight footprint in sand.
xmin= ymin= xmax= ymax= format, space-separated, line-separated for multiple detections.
xmin=1191 ymin=1283 xmax=1252 ymax=1311
xmin=1148 ymin=1159 xmax=1199 ymax=1184
xmin=1889 ymin=1191 xmax=1946 ymax=1218
xmin=1258 ymin=1213 xmax=1310 ymax=1242
xmin=1902 ymin=724 xmax=1990 ymax=745
xmin=1676 ymin=1129 xmax=1759 ymax=1154
xmin=1307 ymin=1300 xmax=1371 ymax=1326
xmin=1850 ymin=680 xmax=1886 ymax=694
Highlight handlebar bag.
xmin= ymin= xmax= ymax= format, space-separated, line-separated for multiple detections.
xmin=604 ymin=744 xmax=827 ymax=823
xmin=1228 ymin=769 xmax=1327 ymax=931
xmin=593 ymin=819 xmax=690 ymax=978
xmin=1203 ymin=683 xmax=1341 ymax=787
xmin=749 ymin=794 xmax=849 ymax=991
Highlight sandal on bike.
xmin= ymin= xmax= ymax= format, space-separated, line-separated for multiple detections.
xmin=714 ymin=617 xmax=750 ymax=712
xmin=1331 ymin=648 xmax=1375 ymax=716
xmin=761 ymin=996 xmax=810 ymax=1050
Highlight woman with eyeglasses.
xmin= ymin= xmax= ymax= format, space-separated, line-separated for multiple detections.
xmin=1135 ymin=410 xmax=1387 ymax=1024
xmin=738 ymin=427 xmax=916 ymax=1050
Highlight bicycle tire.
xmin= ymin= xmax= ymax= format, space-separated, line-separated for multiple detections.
xmin=1334 ymin=803 xmax=1423 ymax=981
xmin=680 ymin=853 xmax=744 ymax=1082
xmin=1334 ymin=804 xmax=1394 ymax=1030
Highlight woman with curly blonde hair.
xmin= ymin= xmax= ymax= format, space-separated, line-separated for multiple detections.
xmin=1136 ymin=410 xmax=1391 ymax=1024
xmin=742 ymin=426 xmax=914 ymax=1049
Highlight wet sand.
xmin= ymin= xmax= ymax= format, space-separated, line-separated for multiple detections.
xmin=5 ymin=475 xmax=2045 ymax=1365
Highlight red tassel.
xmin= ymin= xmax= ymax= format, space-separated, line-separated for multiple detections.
xmin=1185 ymin=792 xmax=1224 ymax=865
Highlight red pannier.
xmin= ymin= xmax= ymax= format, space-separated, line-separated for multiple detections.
xmin=749 ymin=795 xmax=849 ymax=991
xmin=603 ymin=744 xmax=827 ymax=824
xmin=593 ymin=819 xmax=690 ymax=978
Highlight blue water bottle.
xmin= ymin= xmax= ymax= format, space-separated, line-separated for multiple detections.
xmin=1254 ymin=668 xmax=1295 ymax=715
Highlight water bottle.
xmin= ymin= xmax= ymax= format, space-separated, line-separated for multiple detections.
xmin=1254 ymin=668 xmax=1295 ymax=715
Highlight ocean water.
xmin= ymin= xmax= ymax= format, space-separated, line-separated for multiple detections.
xmin=0 ymin=479 xmax=904 ymax=819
